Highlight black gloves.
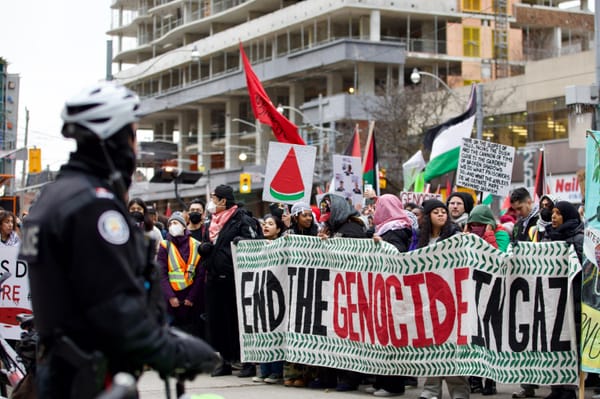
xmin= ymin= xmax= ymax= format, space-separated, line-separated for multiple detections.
xmin=169 ymin=328 xmax=221 ymax=380
xmin=199 ymin=242 xmax=213 ymax=255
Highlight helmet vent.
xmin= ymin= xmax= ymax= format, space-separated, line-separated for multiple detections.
xmin=66 ymin=103 xmax=100 ymax=116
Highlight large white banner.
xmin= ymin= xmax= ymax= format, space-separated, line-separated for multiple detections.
xmin=234 ymin=234 xmax=580 ymax=384
xmin=0 ymin=246 xmax=31 ymax=340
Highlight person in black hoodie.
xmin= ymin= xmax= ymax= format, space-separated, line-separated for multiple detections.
xmin=201 ymin=184 xmax=263 ymax=378
xmin=316 ymin=193 xmax=367 ymax=392
xmin=540 ymin=201 xmax=583 ymax=399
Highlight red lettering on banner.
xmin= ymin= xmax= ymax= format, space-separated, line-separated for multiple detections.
xmin=345 ymin=273 xmax=359 ymax=341
xmin=454 ymin=268 xmax=470 ymax=345
xmin=357 ymin=273 xmax=375 ymax=344
xmin=333 ymin=274 xmax=347 ymax=338
xmin=403 ymin=273 xmax=433 ymax=347
xmin=386 ymin=275 xmax=407 ymax=347
xmin=374 ymin=274 xmax=388 ymax=345
xmin=426 ymin=272 xmax=455 ymax=344
xmin=555 ymin=177 xmax=579 ymax=193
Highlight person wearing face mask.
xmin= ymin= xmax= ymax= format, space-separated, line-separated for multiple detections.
xmin=128 ymin=197 xmax=162 ymax=258
xmin=158 ymin=211 xmax=204 ymax=338
xmin=533 ymin=194 xmax=558 ymax=242
xmin=465 ymin=205 xmax=510 ymax=252
xmin=187 ymin=198 xmax=206 ymax=242
xmin=200 ymin=185 xmax=263 ymax=378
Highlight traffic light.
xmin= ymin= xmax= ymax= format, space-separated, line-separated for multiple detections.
xmin=28 ymin=148 xmax=41 ymax=173
xmin=379 ymin=168 xmax=387 ymax=189
xmin=240 ymin=173 xmax=252 ymax=194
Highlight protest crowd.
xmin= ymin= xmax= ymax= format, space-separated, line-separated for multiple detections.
xmin=7 ymin=80 xmax=598 ymax=399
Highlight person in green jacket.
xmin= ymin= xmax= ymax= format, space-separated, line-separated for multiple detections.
xmin=466 ymin=204 xmax=510 ymax=252
xmin=464 ymin=204 xmax=510 ymax=395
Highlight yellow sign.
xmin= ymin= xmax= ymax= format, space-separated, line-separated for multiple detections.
xmin=28 ymin=148 xmax=41 ymax=173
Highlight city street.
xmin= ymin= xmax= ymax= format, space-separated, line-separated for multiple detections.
xmin=136 ymin=369 xmax=568 ymax=399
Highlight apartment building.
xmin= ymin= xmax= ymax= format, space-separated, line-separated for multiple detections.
xmin=109 ymin=0 xmax=594 ymax=208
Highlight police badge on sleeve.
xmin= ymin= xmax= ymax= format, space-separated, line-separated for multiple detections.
xmin=97 ymin=210 xmax=129 ymax=245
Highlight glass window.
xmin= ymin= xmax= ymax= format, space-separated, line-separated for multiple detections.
xmin=463 ymin=27 xmax=480 ymax=57
xmin=463 ymin=0 xmax=481 ymax=12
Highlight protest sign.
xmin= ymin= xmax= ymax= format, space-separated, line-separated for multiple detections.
xmin=263 ymin=141 xmax=316 ymax=205
xmin=398 ymin=192 xmax=442 ymax=206
xmin=332 ymin=154 xmax=363 ymax=207
xmin=0 ymin=246 xmax=31 ymax=340
xmin=456 ymin=138 xmax=515 ymax=196
xmin=581 ymin=130 xmax=600 ymax=372
xmin=234 ymin=234 xmax=580 ymax=384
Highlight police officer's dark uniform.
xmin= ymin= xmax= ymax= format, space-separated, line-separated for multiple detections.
xmin=20 ymin=82 xmax=219 ymax=399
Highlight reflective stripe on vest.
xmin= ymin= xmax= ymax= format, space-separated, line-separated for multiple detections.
xmin=160 ymin=238 xmax=201 ymax=291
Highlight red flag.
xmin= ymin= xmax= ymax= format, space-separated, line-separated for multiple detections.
xmin=240 ymin=43 xmax=305 ymax=145
xmin=362 ymin=121 xmax=379 ymax=196
xmin=533 ymin=149 xmax=545 ymax=201
xmin=344 ymin=124 xmax=361 ymax=157
xmin=165 ymin=202 xmax=172 ymax=217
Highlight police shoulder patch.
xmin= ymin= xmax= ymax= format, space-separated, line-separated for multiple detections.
xmin=97 ymin=210 xmax=129 ymax=245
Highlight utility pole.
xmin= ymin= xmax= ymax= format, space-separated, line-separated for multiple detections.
xmin=20 ymin=108 xmax=29 ymax=189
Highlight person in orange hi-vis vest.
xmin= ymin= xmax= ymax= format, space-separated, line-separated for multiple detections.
xmin=158 ymin=211 xmax=204 ymax=338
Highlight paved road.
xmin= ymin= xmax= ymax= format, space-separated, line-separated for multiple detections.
xmin=136 ymin=369 xmax=584 ymax=399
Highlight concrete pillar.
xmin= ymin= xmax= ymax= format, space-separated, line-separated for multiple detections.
xmin=370 ymin=10 xmax=380 ymax=42
xmin=554 ymin=27 xmax=562 ymax=56
xmin=177 ymin=111 xmax=195 ymax=170
xmin=225 ymin=99 xmax=240 ymax=169
xmin=196 ymin=106 xmax=212 ymax=169
xmin=357 ymin=63 xmax=375 ymax=96
xmin=326 ymin=72 xmax=343 ymax=96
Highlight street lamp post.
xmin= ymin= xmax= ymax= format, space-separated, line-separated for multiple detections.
xmin=410 ymin=68 xmax=483 ymax=140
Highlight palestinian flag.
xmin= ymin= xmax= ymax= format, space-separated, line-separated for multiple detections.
xmin=344 ymin=124 xmax=361 ymax=157
xmin=362 ymin=121 xmax=379 ymax=196
xmin=423 ymin=84 xmax=476 ymax=182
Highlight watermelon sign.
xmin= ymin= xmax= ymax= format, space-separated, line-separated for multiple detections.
xmin=263 ymin=142 xmax=316 ymax=205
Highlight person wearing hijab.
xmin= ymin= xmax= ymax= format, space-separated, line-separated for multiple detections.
xmin=540 ymin=201 xmax=583 ymax=399
xmin=366 ymin=194 xmax=414 ymax=396
xmin=417 ymin=199 xmax=467 ymax=399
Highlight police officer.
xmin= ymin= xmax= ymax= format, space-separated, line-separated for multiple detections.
xmin=20 ymin=82 xmax=219 ymax=398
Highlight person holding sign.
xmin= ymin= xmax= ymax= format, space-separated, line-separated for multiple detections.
xmin=0 ymin=211 xmax=20 ymax=247
xmin=540 ymin=201 xmax=583 ymax=399
xmin=417 ymin=199 xmax=468 ymax=399
xmin=368 ymin=194 xmax=414 ymax=397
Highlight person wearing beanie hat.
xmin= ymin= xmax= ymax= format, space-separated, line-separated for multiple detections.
xmin=157 ymin=210 xmax=204 ymax=338
xmin=466 ymin=205 xmax=510 ymax=253
xmin=541 ymin=200 xmax=583 ymax=399
xmin=447 ymin=192 xmax=474 ymax=230
xmin=202 ymin=184 xmax=263 ymax=378
xmin=417 ymin=198 xmax=466 ymax=399
xmin=167 ymin=211 xmax=187 ymax=230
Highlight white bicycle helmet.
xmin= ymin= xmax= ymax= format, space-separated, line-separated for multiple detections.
xmin=61 ymin=81 xmax=141 ymax=140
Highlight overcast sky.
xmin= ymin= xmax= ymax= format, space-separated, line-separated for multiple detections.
xmin=1 ymin=0 xmax=112 ymax=171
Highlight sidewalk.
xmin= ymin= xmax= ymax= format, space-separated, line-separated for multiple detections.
xmin=137 ymin=370 xmax=579 ymax=399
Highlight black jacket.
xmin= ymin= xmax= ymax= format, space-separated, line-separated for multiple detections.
xmin=380 ymin=228 xmax=412 ymax=253
xmin=201 ymin=207 xmax=263 ymax=280
xmin=21 ymin=161 xmax=216 ymax=398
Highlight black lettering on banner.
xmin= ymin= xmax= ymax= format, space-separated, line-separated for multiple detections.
xmin=548 ymin=277 xmax=570 ymax=351
xmin=295 ymin=267 xmax=315 ymax=334
xmin=482 ymin=275 xmax=505 ymax=351
xmin=472 ymin=270 xmax=505 ymax=350
xmin=266 ymin=270 xmax=285 ymax=331
xmin=472 ymin=269 xmax=492 ymax=347
xmin=15 ymin=260 xmax=27 ymax=278
xmin=312 ymin=268 xmax=329 ymax=336
xmin=241 ymin=272 xmax=254 ymax=333
xmin=509 ymin=277 xmax=529 ymax=351
xmin=252 ymin=271 xmax=268 ymax=333
xmin=532 ymin=277 xmax=548 ymax=351
xmin=0 ymin=260 xmax=9 ymax=274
